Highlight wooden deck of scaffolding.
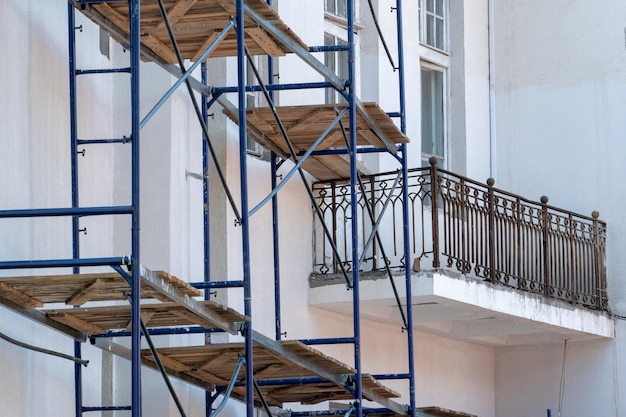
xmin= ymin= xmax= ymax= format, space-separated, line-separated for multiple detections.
xmin=0 ymin=1 xmax=421 ymax=416
xmin=77 ymin=0 xmax=307 ymax=62
xmin=0 ymin=267 xmax=403 ymax=412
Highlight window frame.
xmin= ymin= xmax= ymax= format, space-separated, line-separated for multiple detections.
xmin=325 ymin=0 xmax=348 ymax=19
xmin=323 ymin=32 xmax=349 ymax=104
xmin=245 ymin=55 xmax=266 ymax=158
xmin=418 ymin=0 xmax=449 ymax=53
xmin=420 ymin=61 xmax=449 ymax=169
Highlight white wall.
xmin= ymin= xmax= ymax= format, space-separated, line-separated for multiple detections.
xmin=0 ymin=1 xmax=506 ymax=417
xmin=496 ymin=340 xmax=617 ymax=417
xmin=493 ymin=1 xmax=626 ymax=415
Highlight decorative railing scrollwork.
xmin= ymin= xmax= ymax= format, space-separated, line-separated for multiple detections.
xmin=312 ymin=159 xmax=608 ymax=310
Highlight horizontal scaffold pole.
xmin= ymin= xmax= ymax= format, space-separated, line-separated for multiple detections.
xmin=92 ymin=326 xmax=225 ymax=338
xmin=76 ymin=68 xmax=131 ymax=75
xmin=212 ymin=81 xmax=333 ymax=95
xmin=0 ymin=257 xmax=129 ymax=270
xmin=0 ymin=206 xmax=133 ymax=218
xmin=191 ymin=280 xmax=244 ymax=289
xmin=82 ymin=406 xmax=132 ymax=412
xmin=299 ymin=337 xmax=355 ymax=345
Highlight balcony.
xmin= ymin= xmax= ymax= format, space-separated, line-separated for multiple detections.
xmin=309 ymin=160 xmax=612 ymax=345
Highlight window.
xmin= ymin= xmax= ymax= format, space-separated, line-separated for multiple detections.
xmin=324 ymin=33 xmax=349 ymax=104
xmin=421 ymin=67 xmax=445 ymax=167
xmin=419 ymin=0 xmax=447 ymax=51
xmin=245 ymin=56 xmax=265 ymax=156
xmin=325 ymin=0 xmax=347 ymax=18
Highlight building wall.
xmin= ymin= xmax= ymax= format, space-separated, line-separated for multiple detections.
xmin=493 ymin=1 xmax=626 ymax=415
xmin=0 ymin=1 xmax=500 ymax=417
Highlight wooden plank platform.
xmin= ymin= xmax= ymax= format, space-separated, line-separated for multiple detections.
xmin=42 ymin=301 xmax=246 ymax=335
xmin=0 ymin=267 xmax=404 ymax=411
xmin=224 ymin=103 xmax=409 ymax=181
xmin=0 ymin=270 xmax=201 ymax=307
xmin=77 ymin=0 xmax=307 ymax=63
xmin=141 ymin=341 xmax=399 ymax=406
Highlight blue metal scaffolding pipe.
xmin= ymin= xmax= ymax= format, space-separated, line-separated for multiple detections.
xmin=234 ymin=1 xmax=254 ymax=416
xmin=76 ymin=0 xmax=126 ymax=3
xmin=82 ymin=406 xmax=132 ymax=412
xmin=371 ymin=373 xmax=411 ymax=380
xmin=291 ymin=408 xmax=392 ymax=417
xmin=129 ymin=1 xmax=142 ymax=416
xmin=234 ymin=376 xmax=326 ymax=387
xmin=202 ymin=61 xmax=211 ymax=295
xmin=77 ymin=138 xmax=131 ymax=145
xmin=202 ymin=60 xmax=213 ymax=417
xmin=299 ymin=337 xmax=355 ymax=345
xmin=140 ymin=20 xmax=234 ymax=130
xmin=0 ymin=257 xmax=128 ymax=270
xmin=296 ymin=147 xmax=388 ymax=157
xmin=68 ymin=5 xmax=83 ymax=416
xmin=308 ymin=45 xmax=351 ymax=53
xmin=91 ymin=326 xmax=225 ymax=338
xmin=271 ymin=152 xmax=282 ymax=341
xmin=0 ymin=205 xmax=133 ymax=218
xmin=191 ymin=280 xmax=244 ymax=289
xmin=212 ymin=81 xmax=332 ymax=95
xmin=347 ymin=0 xmax=363 ymax=415
xmin=77 ymin=68 xmax=131 ymax=75
xmin=248 ymin=108 xmax=347 ymax=217
xmin=394 ymin=1 xmax=416 ymax=416
xmin=265 ymin=6 xmax=282 ymax=340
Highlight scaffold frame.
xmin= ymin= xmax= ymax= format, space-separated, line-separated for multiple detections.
xmin=0 ymin=1 xmax=428 ymax=417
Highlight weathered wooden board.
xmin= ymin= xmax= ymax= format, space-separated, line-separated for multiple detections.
xmin=0 ymin=270 xmax=201 ymax=307
xmin=77 ymin=0 xmax=307 ymax=63
xmin=224 ymin=103 xmax=409 ymax=181
xmin=43 ymin=301 xmax=246 ymax=335
xmin=141 ymin=340 xmax=399 ymax=405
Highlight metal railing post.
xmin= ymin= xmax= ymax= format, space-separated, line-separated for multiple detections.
xmin=486 ymin=178 xmax=495 ymax=283
xmin=592 ymin=210 xmax=603 ymax=308
xmin=429 ymin=157 xmax=440 ymax=268
xmin=369 ymin=176 xmax=377 ymax=270
xmin=541 ymin=196 xmax=550 ymax=299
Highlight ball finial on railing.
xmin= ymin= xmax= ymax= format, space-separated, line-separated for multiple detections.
xmin=540 ymin=195 xmax=549 ymax=204
xmin=486 ymin=178 xmax=495 ymax=187
xmin=592 ymin=210 xmax=600 ymax=219
xmin=428 ymin=156 xmax=439 ymax=167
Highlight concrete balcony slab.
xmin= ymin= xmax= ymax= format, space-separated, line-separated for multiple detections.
xmin=309 ymin=269 xmax=614 ymax=346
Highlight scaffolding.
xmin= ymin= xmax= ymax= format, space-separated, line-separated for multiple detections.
xmin=0 ymin=1 xmax=441 ymax=417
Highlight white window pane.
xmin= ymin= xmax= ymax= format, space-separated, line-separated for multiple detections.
xmin=435 ymin=0 xmax=443 ymax=16
xmin=325 ymin=0 xmax=334 ymax=14
xmin=426 ymin=15 xmax=434 ymax=46
xmin=337 ymin=0 xmax=347 ymax=18
xmin=435 ymin=19 xmax=444 ymax=49
xmin=421 ymin=68 xmax=444 ymax=159
xmin=426 ymin=0 xmax=434 ymax=13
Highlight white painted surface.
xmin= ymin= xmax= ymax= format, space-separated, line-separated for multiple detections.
xmin=492 ymin=0 xmax=626 ymax=415
xmin=1 ymin=1 xmax=621 ymax=417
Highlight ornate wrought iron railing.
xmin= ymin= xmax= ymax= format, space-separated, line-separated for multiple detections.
xmin=312 ymin=159 xmax=607 ymax=310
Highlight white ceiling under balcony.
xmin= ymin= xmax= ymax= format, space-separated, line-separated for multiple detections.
xmin=308 ymin=269 xmax=614 ymax=346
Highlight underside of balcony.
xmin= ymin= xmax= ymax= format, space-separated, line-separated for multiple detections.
xmin=309 ymin=269 xmax=613 ymax=346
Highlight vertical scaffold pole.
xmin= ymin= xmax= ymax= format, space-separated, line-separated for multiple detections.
xmin=267 ymin=0 xmax=282 ymax=343
xmin=201 ymin=62 xmax=214 ymax=417
xmin=129 ymin=1 xmax=142 ymax=416
xmin=347 ymin=1 xmax=363 ymax=416
xmin=68 ymin=3 xmax=83 ymax=416
xmin=235 ymin=1 xmax=254 ymax=416
xmin=395 ymin=1 xmax=416 ymax=416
